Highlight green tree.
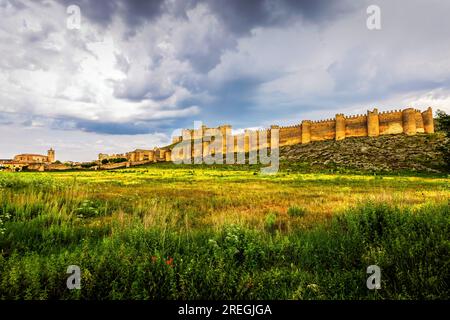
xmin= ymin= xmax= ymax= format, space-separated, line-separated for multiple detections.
xmin=111 ymin=157 xmax=128 ymax=163
xmin=81 ymin=162 xmax=97 ymax=168
xmin=436 ymin=109 xmax=450 ymax=170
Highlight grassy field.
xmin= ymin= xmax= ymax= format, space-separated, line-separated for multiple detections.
xmin=0 ymin=164 xmax=449 ymax=299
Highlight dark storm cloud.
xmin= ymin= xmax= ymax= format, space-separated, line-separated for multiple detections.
xmin=74 ymin=119 xmax=156 ymax=135
xmin=46 ymin=116 xmax=173 ymax=135
xmin=56 ymin=0 xmax=356 ymax=77
xmin=181 ymin=76 xmax=270 ymax=128
xmin=58 ymin=0 xmax=354 ymax=34
xmin=120 ymin=0 xmax=165 ymax=27
xmin=0 ymin=110 xmax=182 ymax=135
xmin=206 ymin=0 xmax=354 ymax=35
xmin=59 ymin=0 xmax=165 ymax=28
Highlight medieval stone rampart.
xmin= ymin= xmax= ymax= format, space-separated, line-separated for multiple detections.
xmin=173 ymin=107 xmax=434 ymax=156
xmin=101 ymin=107 xmax=436 ymax=165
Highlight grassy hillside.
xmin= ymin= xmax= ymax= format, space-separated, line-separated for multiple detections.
xmin=0 ymin=168 xmax=448 ymax=299
xmin=280 ymin=133 xmax=447 ymax=174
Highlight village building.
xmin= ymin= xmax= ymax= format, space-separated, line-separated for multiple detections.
xmin=13 ymin=148 xmax=55 ymax=164
xmin=0 ymin=148 xmax=56 ymax=171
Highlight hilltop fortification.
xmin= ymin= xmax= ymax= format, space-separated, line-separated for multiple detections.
xmin=172 ymin=107 xmax=435 ymax=157
xmin=97 ymin=107 xmax=436 ymax=167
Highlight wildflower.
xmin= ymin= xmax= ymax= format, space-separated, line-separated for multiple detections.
xmin=165 ymin=257 xmax=174 ymax=267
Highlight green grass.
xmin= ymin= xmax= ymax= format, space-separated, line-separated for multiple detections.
xmin=0 ymin=166 xmax=448 ymax=299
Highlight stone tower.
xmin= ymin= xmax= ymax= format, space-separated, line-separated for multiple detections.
xmin=218 ymin=125 xmax=232 ymax=155
xmin=422 ymin=107 xmax=435 ymax=133
xmin=402 ymin=108 xmax=417 ymax=135
xmin=335 ymin=114 xmax=346 ymax=140
xmin=301 ymin=120 xmax=311 ymax=144
xmin=367 ymin=108 xmax=380 ymax=137
xmin=47 ymin=148 xmax=55 ymax=163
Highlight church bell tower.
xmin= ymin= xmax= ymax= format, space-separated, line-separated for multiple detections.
xmin=47 ymin=148 xmax=55 ymax=163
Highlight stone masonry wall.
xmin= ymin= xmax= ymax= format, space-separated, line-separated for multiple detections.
xmin=175 ymin=107 xmax=435 ymax=154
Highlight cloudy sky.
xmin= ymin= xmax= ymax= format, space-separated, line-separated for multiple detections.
xmin=1 ymin=0 xmax=450 ymax=161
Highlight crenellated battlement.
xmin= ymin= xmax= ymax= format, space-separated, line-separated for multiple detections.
xmin=175 ymin=107 xmax=435 ymax=156
xmin=278 ymin=123 xmax=301 ymax=129
xmin=99 ymin=107 xmax=435 ymax=165
xmin=312 ymin=118 xmax=335 ymax=124
xmin=379 ymin=109 xmax=402 ymax=115
xmin=345 ymin=113 xmax=366 ymax=119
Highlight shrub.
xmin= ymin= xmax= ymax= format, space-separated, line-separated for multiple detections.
xmin=110 ymin=158 xmax=128 ymax=163
xmin=81 ymin=162 xmax=97 ymax=168
xmin=287 ymin=206 xmax=306 ymax=217
xmin=436 ymin=109 xmax=450 ymax=171
xmin=0 ymin=211 xmax=10 ymax=235
xmin=264 ymin=212 xmax=277 ymax=232
xmin=74 ymin=200 xmax=104 ymax=218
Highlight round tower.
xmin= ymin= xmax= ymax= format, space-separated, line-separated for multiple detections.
xmin=402 ymin=108 xmax=416 ymax=135
xmin=219 ymin=125 xmax=232 ymax=155
xmin=415 ymin=110 xmax=425 ymax=133
xmin=422 ymin=107 xmax=435 ymax=133
xmin=367 ymin=108 xmax=380 ymax=137
xmin=165 ymin=150 xmax=171 ymax=162
xmin=335 ymin=114 xmax=346 ymax=140
xmin=244 ymin=129 xmax=251 ymax=152
xmin=301 ymin=120 xmax=311 ymax=144
xmin=269 ymin=125 xmax=280 ymax=148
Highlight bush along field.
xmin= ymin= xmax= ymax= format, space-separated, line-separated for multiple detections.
xmin=0 ymin=167 xmax=449 ymax=300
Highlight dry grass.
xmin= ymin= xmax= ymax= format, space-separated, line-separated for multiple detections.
xmin=2 ymin=166 xmax=446 ymax=233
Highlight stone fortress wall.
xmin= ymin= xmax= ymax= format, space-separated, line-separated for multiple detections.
xmin=97 ymin=107 xmax=435 ymax=164
xmin=99 ymin=148 xmax=170 ymax=164
xmin=171 ymin=107 xmax=435 ymax=159
xmin=4 ymin=107 xmax=434 ymax=171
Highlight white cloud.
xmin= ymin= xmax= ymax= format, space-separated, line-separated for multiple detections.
xmin=0 ymin=0 xmax=199 ymax=128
